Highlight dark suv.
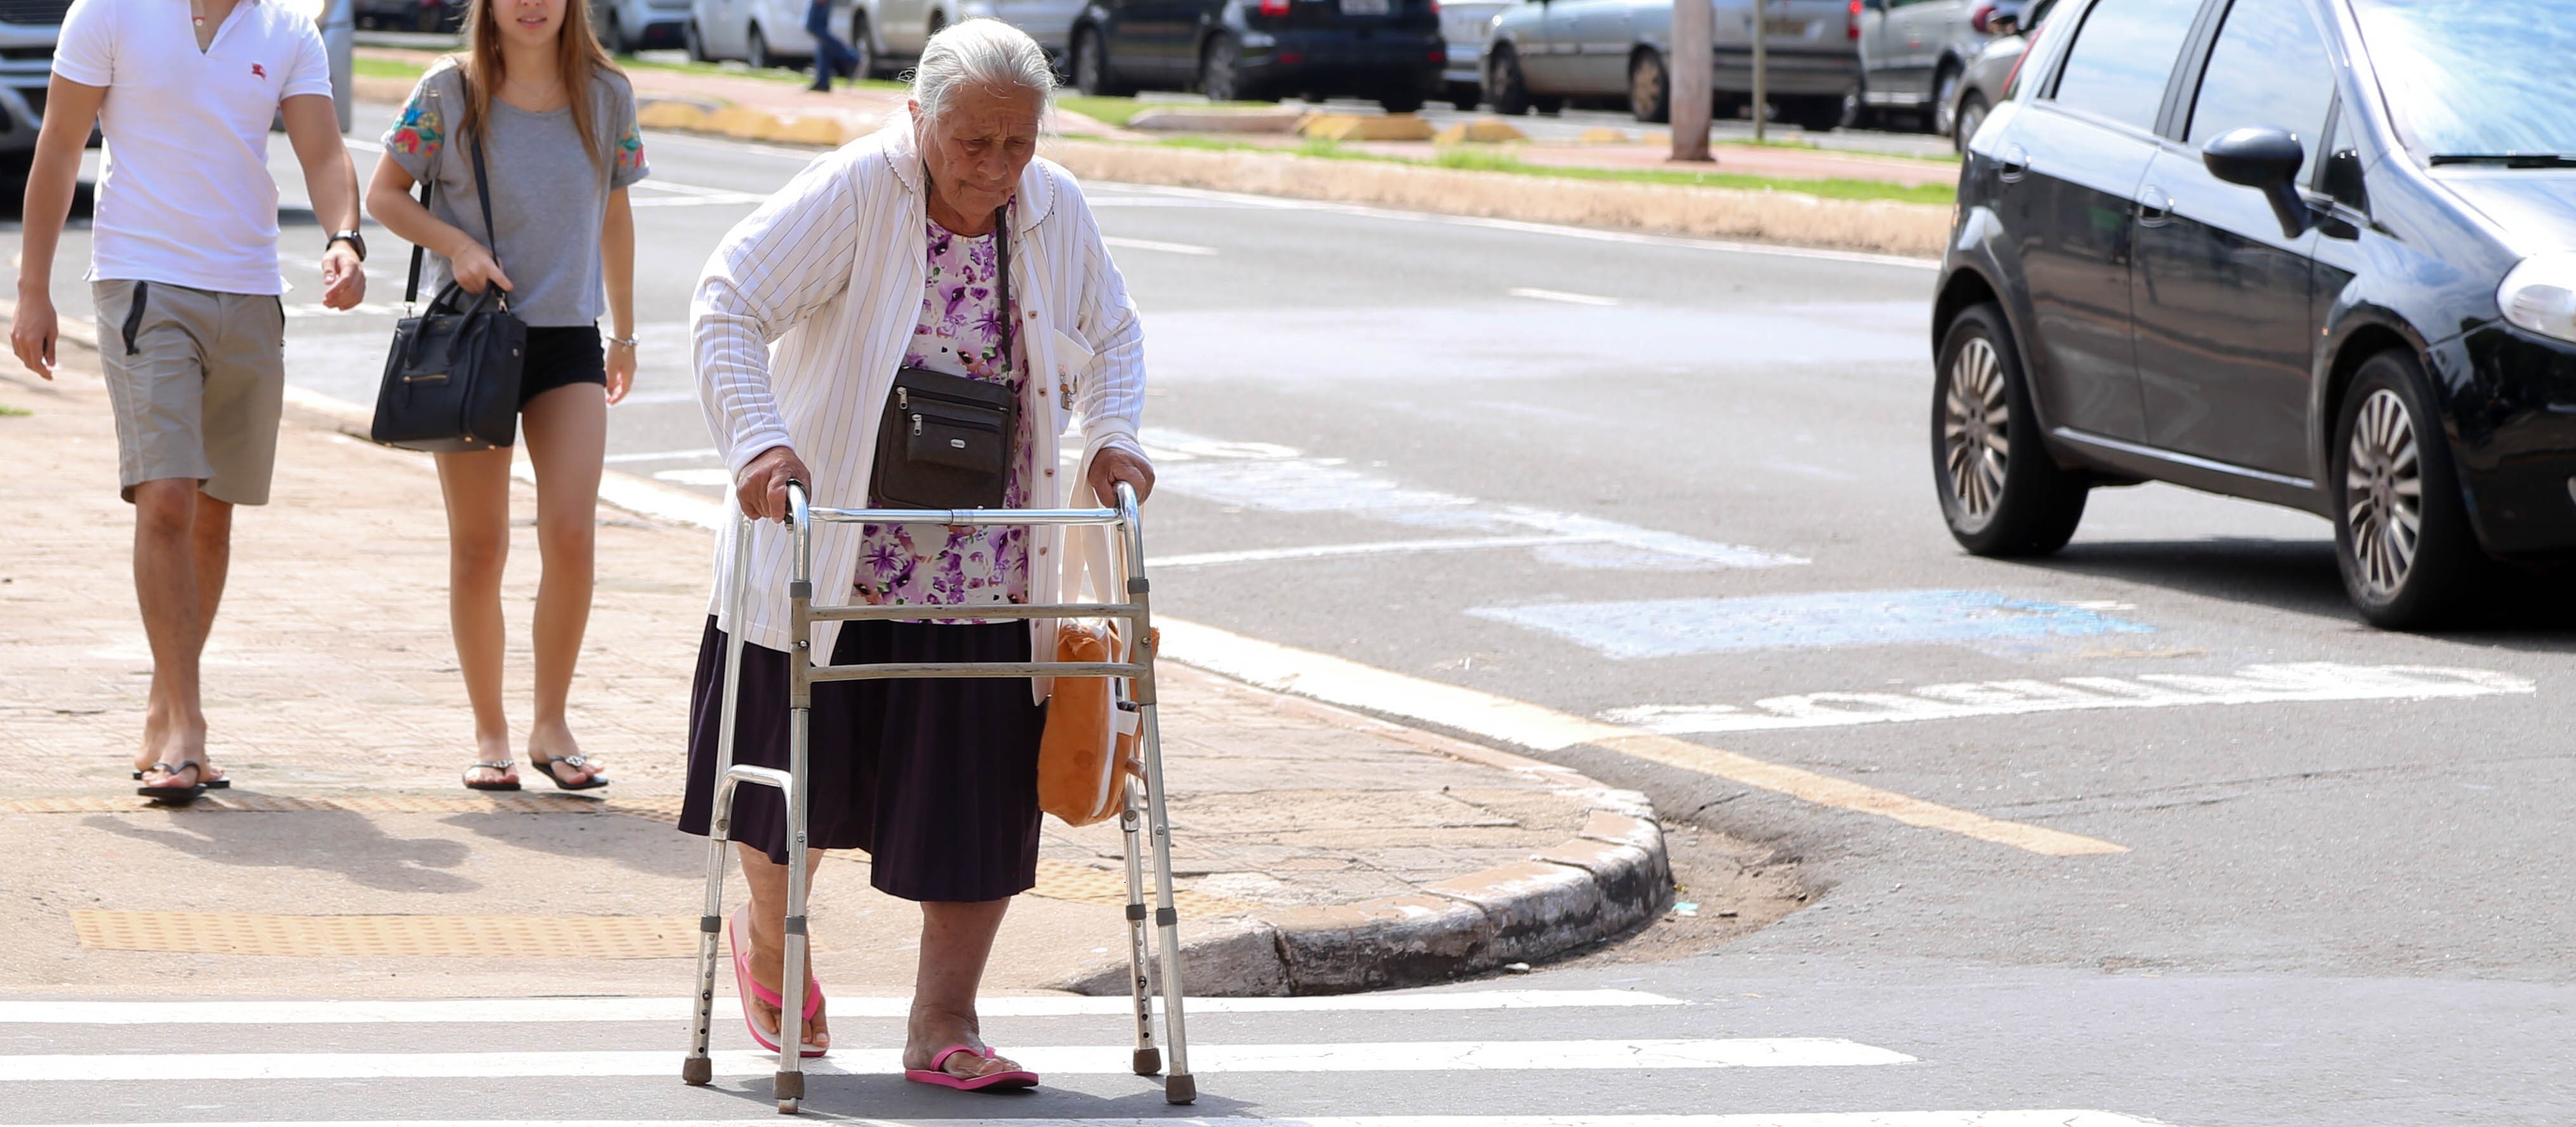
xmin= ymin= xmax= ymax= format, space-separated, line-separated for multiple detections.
xmin=1932 ymin=0 xmax=2576 ymax=628
xmin=1068 ymin=0 xmax=1444 ymax=112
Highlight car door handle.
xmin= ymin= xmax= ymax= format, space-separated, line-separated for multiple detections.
xmin=2137 ymin=186 xmax=2174 ymax=227
xmin=1998 ymin=144 xmax=2029 ymax=182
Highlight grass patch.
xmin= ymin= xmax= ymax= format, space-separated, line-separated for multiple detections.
xmin=0 ymin=403 xmax=29 ymax=417
xmin=616 ymin=55 xmax=908 ymax=91
xmin=1158 ymin=136 xmax=1954 ymax=205
xmin=352 ymin=55 xmax=426 ymax=81
xmin=1054 ymin=95 xmax=1287 ymax=128
xmin=1717 ymin=136 xmax=1961 ymax=164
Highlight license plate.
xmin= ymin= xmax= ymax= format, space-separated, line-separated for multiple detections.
xmin=1341 ymin=0 xmax=1390 ymax=16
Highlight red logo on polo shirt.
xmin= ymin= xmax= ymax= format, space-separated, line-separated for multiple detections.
xmin=251 ymin=63 xmax=267 ymax=79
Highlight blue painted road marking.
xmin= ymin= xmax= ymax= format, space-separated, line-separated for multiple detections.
xmin=1470 ymin=590 xmax=2155 ymax=659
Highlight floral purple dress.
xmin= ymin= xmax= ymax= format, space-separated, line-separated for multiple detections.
xmin=854 ymin=220 xmax=1039 ymax=610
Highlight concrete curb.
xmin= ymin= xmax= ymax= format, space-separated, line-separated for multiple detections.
xmin=1055 ymin=725 xmax=1672 ymax=997
xmin=617 ymin=94 xmax=1943 ymax=257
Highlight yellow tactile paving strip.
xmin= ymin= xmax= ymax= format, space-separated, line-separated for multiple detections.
xmin=0 ymin=794 xmax=685 ymax=818
xmin=18 ymin=797 xmax=1247 ymax=918
xmin=1032 ymin=860 xmax=1249 ymax=919
xmin=69 ymin=911 xmax=699 ymax=958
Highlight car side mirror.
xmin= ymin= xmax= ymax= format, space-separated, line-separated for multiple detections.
xmin=2203 ymin=126 xmax=2312 ymax=239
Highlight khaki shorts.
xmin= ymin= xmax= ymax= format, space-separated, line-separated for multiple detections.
xmin=93 ymin=279 xmax=288 ymax=506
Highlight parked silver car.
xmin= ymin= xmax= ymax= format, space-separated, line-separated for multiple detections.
xmin=595 ymin=0 xmax=696 ymax=52
xmin=848 ymin=0 xmax=1081 ymax=79
xmin=1943 ymin=0 xmax=2048 ymax=151
xmin=1484 ymin=0 xmax=1863 ymax=129
xmin=1438 ymin=0 xmax=1509 ymax=109
xmin=688 ymin=0 xmax=852 ymax=67
xmin=1854 ymin=0 xmax=2009 ymax=133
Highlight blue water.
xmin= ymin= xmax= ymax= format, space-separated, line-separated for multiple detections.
xmin=1469 ymin=590 xmax=2155 ymax=659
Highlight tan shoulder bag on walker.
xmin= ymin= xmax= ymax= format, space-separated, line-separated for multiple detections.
xmin=1038 ymin=475 xmax=1147 ymax=826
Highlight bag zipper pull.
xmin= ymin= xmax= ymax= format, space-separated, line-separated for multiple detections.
xmin=911 ymin=413 xmax=922 ymax=436
xmin=897 ymin=387 xmax=908 ymax=410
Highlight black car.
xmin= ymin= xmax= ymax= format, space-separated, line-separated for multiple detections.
xmin=1067 ymin=0 xmax=1444 ymax=112
xmin=1931 ymin=0 xmax=2576 ymax=628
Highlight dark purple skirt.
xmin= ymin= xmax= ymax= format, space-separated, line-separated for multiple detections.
xmin=677 ymin=616 xmax=1044 ymax=903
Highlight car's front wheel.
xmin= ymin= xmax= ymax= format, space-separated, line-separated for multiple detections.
xmin=1628 ymin=49 xmax=1669 ymax=123
xmin=1933 ymin=302 xmax=2089 ymax=555
xmin=2333 ymin=351 xmax=2488 ymax=628
xmin=1488 ymin=47 xmax=1534 ymax=115
xmin=1202 ymin=35 xmax=1264 ymax=102
xmin=746 ymin=25 xmax=774 ymax=69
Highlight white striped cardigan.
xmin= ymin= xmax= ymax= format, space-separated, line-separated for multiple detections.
xmin=690 ymin=114 xmax=1148 ymax=698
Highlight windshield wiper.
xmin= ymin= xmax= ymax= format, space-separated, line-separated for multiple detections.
xmin=2430 ymin=153 xmax=2576 ymax=168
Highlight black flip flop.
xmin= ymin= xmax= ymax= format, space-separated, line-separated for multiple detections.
xmin=530 ymin=753 xmax=608 ymax=792
xmin=136 ymin=761 xmax=209 ymax=805
xmin=132 ymin=769 xmax=227 ymax=789
xmin=463 ymin=760 xmax=522 ymax=792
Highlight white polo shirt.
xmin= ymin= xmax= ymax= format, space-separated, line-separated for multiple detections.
xmin=53 ymin=0 xmax=333 ymax=296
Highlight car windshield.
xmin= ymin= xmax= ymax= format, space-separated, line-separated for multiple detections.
xmin=2355 ymin=0 xmax=2576 ymax=164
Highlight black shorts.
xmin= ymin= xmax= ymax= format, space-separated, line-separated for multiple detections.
xmin=519 ymin=325 xmax=607 ymax=409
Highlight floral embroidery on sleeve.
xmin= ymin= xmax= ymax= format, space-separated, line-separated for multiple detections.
xmin=388 ymin=94 xmax=443 ymax=160
xmin=613 ymin=124 xmax=645 ymax=173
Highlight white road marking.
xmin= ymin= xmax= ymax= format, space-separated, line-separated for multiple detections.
xmin=17 ymin=1116 xmax=2176 ymax=1127
xmin=0 ymin=989 xmax=1679 ymax=1025
xmin=601 ymin=446 xmax=719 ymax=465
xmin=1602 ymin=663 xmax=2537 ymax=735
xmin=652 ymin=467 xmax=736 ymax=486
xmin=1100 ymin=235 xmax=1220 ymax=255
xmin=1509 ymin=286 xmax=1620 ymax=306
xmin=1159 ymin=617 xmax=2129 ymax=857
xmin=1155 ymin=535 xmax=1583 ymax=569
xmin=0 ymin=1038 xmax=1909 ymax=1081
xmin=1144 ymin=427 xmax=1804 ymax=570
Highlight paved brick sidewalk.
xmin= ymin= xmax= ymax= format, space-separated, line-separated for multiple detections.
xmin=0 ymin=355 xmax=1674 ymax=998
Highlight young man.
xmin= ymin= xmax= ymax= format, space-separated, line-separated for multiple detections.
xmin=10 ymin=0 xmax=367 ymax=803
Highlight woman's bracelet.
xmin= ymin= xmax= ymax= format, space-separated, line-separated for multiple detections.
xmin=607 ymin=336 xmax=638 ymax=348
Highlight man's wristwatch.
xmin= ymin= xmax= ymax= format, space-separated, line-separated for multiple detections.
xmin=327 ymin=230 xmax=367 ymax=261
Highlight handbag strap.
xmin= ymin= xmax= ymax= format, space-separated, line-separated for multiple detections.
xmin=407 ymin=71 xmax=504 ymax=307
xmin=993 ymin=203 xmax=1014 ymax=376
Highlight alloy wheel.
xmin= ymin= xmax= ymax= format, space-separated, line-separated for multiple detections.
xmin=1630 ymin=53 xmax=1666 ymax=122
xmin=1943 ymin=334 xmax=2009 ymax=525
xmin=1202 ymin=37 xmax=1239 ymax=102
xmin=2344 ymin=388 xmax=2425 ymax=597
xmin=1933 ymin=69 xmax=1960 ymax=135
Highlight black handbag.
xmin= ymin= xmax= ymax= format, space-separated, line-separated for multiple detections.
xmin=370 ymin=133 xmax=526 ymax=452
xmin=871 ymin=208 xmax=1019 ymax=510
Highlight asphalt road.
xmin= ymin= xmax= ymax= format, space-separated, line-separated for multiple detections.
xmin=5 ymin=107 xmax=2572 ymax=1126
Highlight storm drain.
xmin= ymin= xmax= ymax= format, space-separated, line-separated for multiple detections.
xmin=69 ymin=911 xmax=697 ymax=958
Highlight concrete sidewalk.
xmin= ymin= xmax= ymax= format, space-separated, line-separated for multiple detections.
xmin=0 ymin=349 xmax=1742 ymax=999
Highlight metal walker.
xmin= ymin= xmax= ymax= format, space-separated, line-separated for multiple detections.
xmin=679 ymin=482 xmax=1196 ymax=1113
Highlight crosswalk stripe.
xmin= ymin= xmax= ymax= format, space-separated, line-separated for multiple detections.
xmin=0 ymin=989 xmax=1681 ymax=1025
xmin=0 ymin=1038 xmax=1910 ymax=1081
xmin=13 ymin=1115 xmax=2176 ymax=1126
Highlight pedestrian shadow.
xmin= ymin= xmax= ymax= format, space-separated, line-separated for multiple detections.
xmin=2013 ymin=536 xmax=2576 ymax=642
xmin=437 ymin=810 xmax=703 ymax=880
xmin=79 ymin=810 xmax=479 ymax=893
xmin=691 ymin=1071 xmax=1255 ymax=1119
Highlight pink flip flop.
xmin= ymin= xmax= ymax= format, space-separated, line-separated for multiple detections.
xmin=904 ymin=1045 xmax=1040 ymax=1091
xmin=728 ymin=906 xmax=826 ymax=1058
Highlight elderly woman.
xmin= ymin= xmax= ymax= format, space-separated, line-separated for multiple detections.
xmin=679 ymin=19 xmax=1153 ymax=1091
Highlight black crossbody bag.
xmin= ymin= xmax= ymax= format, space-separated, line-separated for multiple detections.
xmin=370 ymin=128 xmax=527 ymax=452
xmin=871 ymin=208 xmax=1019 ymax=510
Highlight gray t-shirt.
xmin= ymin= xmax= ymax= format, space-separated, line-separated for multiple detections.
xmin=382 ymin=61 xmax=648 ymax=327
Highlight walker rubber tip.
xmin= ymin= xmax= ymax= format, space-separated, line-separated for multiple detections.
xmin=776 ymin=1100 xmax=800 ymax=1116
xmin=682 ymin=1057 xmax=713 ymax=1085
xmin=1165 ymin=1073 xmax=1197 ymax=1104
xmin=1133 ymin=1047 xmax=1162 ymax=1076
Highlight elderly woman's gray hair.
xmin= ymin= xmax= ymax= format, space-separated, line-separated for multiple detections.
xmin=911 ymin=19 xmax=1057 ymax=125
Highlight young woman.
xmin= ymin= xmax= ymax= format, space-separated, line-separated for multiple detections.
xmin=367 ymin=0 xmax=647 ymax=793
